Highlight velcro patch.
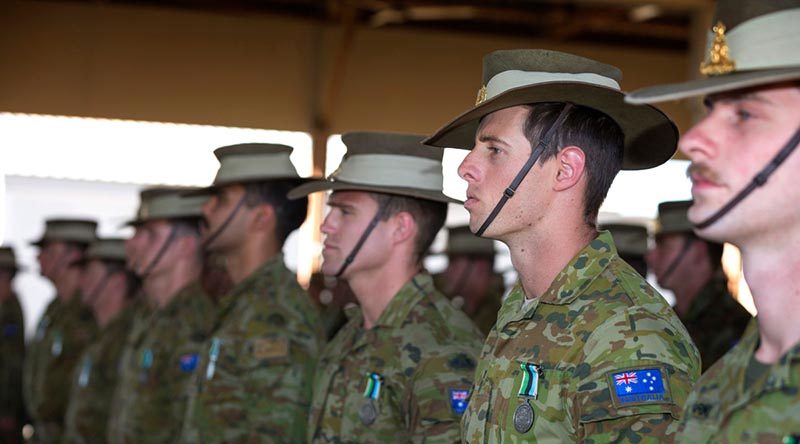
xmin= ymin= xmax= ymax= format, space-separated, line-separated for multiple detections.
xmin=179 ymin=353 xmax=200 ymax=373
xmin=608 ymin=367 xmax=672 ymax=407
xmin=449 ymin=388 xmax=470 ymax=415
xmin=252 ymin=337 xmax=289 ymax=360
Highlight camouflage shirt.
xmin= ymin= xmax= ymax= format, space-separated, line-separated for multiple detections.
xmin=677 ymin=318 xmax=800 ymax=442
xmin=181 ymin=255 xmax=324 ymax=443
xmin=462 ymin=232 xmax=701 ymax=443
xmin=62 ymin=304 xmax=136 ymax=444
xmin=0 ymin=293 xmax=25 ymax=419
xmin=108 ymin=282 xmax=215 ymax=444
xmin=679 ymin=272 xmax=752 ymax=371
xmin=308 ymin=273 xmax=484 ymax=443
xmin=23 ymin=294 xmax=97 ymax=442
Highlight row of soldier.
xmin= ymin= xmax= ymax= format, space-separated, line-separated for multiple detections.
xmin=1 ymin=0 xmax=799 ymax=441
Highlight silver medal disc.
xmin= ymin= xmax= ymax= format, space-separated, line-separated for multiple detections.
xmin=513 ymin=402 xmax=534 ymax=433
xmin=359 ymin=401 xmax=377 ymax=425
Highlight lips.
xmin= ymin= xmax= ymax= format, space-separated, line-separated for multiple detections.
xmin=464 ymin=190 xmax=479 ymax=210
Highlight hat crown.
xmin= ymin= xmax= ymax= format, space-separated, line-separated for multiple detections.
xmin=713 ymin=0 xmax=800 ymax=31
xmin=601 ymin=223 xmax=649 ymax=256
xmin=211 ymin=143 xmax=300 ymax=185
xmin=86 ymin=238 xmax=128 ymax=263
xmin=35 ymin=218 xmax=98 ymax=245
xmin=657 ymin=200 xmax=694 ymax=234
xmin=342 ymin=132 xmax=442 ymax=161
xmin=483 ymin=49 xmax=622 ymax=85
xmin=134 ymin=186 xmax=205 ymax=223
xmin=446 ymin=225 xmax=495 ymax=256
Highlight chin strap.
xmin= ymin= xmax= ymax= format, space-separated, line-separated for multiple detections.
xmin=202 ymin=194 xmax=248 ymax=249
xmin=139 ymin=224 xmax=178 ymax=278
xmin=335 ymin=196 xmax=393 ymax=278
xmin=659 ymin=235 xmax=695 ymax=285
xmin=475 ymin=103 xmax=574 ymax=237
xmin=694 ymin=123 xmax=800 ymax=230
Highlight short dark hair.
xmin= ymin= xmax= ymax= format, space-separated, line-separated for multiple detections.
xmin=243 ymin=180 xmax=309 ymax=244
xmin=523 ymin=103 xmax=624 ymax=226
xmin=370 ymin=192 xmax=447 ymax=265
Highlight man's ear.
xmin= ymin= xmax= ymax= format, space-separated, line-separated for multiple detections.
xmin=553 ymin=146 xmax=586 ymax=192
xmin=391 ymin=211 xmax=417 ymax=246
xmin=251 ymin=204 xmax=276 ymax=232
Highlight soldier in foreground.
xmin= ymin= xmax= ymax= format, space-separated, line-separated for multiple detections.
xmin=424 ymin=49 xmax=700 ymax=441
xmin=628 ymin=0 xmax=800 ymax=439
xmin=290 ymin=132 xmax=483 ymax=442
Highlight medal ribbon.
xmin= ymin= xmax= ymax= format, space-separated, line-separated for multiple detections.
xmin=363 ymin=372 xmax=383 ymax=400
xmin=518 ymin=363 xmax=540 ymax=398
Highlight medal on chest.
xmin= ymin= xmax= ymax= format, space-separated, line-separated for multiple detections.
xmin=359 ymin=372 xmax=383 ymax=426
xmin=513 ymin=362 xmax=541 ymax=433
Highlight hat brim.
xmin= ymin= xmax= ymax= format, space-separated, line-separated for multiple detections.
xmin=288 ymin=179 xmax=461 ymax=204
xmin=423 ymin=82 xmax=678 ymax=171
xmin=626 ymin=67 xmax=800 ymax=104
xmin=30 ymin=238 xmax=92 ymax=247
xmin=185 ymin=177 xmax=316 ymax=197
xmin=120 ymin=215 xmax=202 ymax=228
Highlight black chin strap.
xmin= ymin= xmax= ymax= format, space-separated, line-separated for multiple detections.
xmin=659 ymin=235 xmax=694 ymax=285
xmin=140 ymin=224 xmax=178 ymax=278
xmin=86 ymin=269 xmax=113 ymax=307
xmin=202 ymin=194 xmax=248 ymax=249
xmin=694 ymin=124 xmax=800 ymax=230
xmin=335 ymin=197 xmax=393 ymax=278
xmin=475 ymin=103 xmax=574 ymax=237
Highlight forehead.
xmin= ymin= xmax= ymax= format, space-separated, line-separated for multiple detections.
xmin=135 ymin=219 xmax=171 ymax=234
xmin=477 ymin=106 xmax=530 ymax=137
xmin=706 ymin=82 xmax=800 ymax=107
xmin=328 ymin=190 xmax=376 ymax=207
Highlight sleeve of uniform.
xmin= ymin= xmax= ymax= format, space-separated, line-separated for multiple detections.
xmin=571 ymin=308 xmax=701 ymax=443
xmin=406 ymin=350 xmax=477 ymax=444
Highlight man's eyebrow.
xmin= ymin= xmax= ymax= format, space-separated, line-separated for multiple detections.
xmin=477 ymin=134 xmax=512 ymax=147
xmin=327 ymin=200 xmax=354 ymax=210
xmin=707 ymin=91 xmax=776 ymax=107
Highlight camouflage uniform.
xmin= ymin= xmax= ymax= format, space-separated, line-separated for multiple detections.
xmin=108 ymin=282 xmax=215 ymax=444
xmin=181 ymin=255 xmax=323 ymax=443
xmin=308 ymin=273 xmax=483 ymax=443
xmin=679 ymin=272 xmax=751 ymax=371
xmin=462 ymin=232 xmax=701 ymax=443
xmin=62 ymin=305 xmax=136 ymax=444
xmin=23 ymin=295 xmax=97 ymax=443
xmin=677 ymin=318 xmax=800 ymax=442
xmin=0 ymin=293 xmax=25 ymax=439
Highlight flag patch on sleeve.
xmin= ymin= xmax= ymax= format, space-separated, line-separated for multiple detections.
xmin=608 ymin=367 xmax=671 ymax=406
xmin=449 ymin=388 xmax=470 ymax=415
xmin=179 ymin=353 xmax=200 ymax=373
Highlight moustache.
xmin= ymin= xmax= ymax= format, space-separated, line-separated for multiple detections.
xmin=686 ymin=163 xmax=721 ymax=184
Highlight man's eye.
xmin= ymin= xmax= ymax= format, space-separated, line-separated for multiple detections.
xmin=488 ymin=146 xmax=501 ymax=155
xmin=735 ymin=108 xmax=753 ymax=121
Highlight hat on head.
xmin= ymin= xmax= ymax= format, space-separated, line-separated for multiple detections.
xmin=31 ymin=219 xmax=97 ymax=247
xmin=445 ymin=225 xmax=495 ymax=256
xmin=423 ymin=49 xmax=679 ymax=170
xmin=288 ymin=132 xmax=458 ymax=203
xmin=83 ymin=238 xmax=128 ymax=264
xmin=125 ymin=186 xmax=206 ymax=226
xmin=627 ymin=1 xmax=800 ymax=103
xmin=190 ymin=143 xmax=307 ymax=196
xmin=656 ymin=200 xmax=694 ymax=235
xmin=601 ymin=223 xmax=649 ymax=257
xmin=0 ymin=247 xmax=20 ymax=271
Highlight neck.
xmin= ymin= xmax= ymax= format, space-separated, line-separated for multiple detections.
xmin=95 ymin=292 xmax=128 ymax=328
xmin=224 ymin=236 xmax=281 ymax=285
xmin=670 ymin=264 xmax=714 ymax=317
xmin=55 ymin=269 xmax=82 ymax=302
xmin=740 ymin=230 xmax=800 ymax=363
xmin=143 ymin=260 xmax=202 ymax=309
xmin=348 ymin=259 xmax=419 ymax=330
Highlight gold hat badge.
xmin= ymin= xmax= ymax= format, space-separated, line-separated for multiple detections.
xmin=700 ymin=21 xmax=736 ymax=76
xmin=475 ymin=85 xmax=487 ymax=106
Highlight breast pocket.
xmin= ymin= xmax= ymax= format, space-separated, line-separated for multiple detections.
xmin=503 ymin=362 xmax=572 ymax=440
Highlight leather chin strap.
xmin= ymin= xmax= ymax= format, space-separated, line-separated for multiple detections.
xmin=659 ymin=235 xmax=695 ymax=285
xmin=335 ymin=196 xmax=394 ymax=278
xmin=139 ymin=224 xmax=179 ymax=278
xmin=694 ymin=123 xmax=800 ymax=230
xmin=202 ymin=194 xmax=248 ymax=249
xmin=475 ymin=103 xmax=574 ymax=237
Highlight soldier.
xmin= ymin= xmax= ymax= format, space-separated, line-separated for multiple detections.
xmin=433 ymin=225 xmax=504 ymax=335
xmin=646 ymin=200 xmax=751 ymax=371
xmin=0 ymin=247 xmax=25 ymax=444
xmin=307 ymin=272 xmax=356 ymax=341
xmin=600 ymin=222 xmax=649 ymax=278
xmin=107 ymin=187 xmax=215 ymax=444
xmin=62 ymin=238 xmax=138 ymax=444
xmin=423 ymin=49 xmax=701 ymax=441
xmin=289 ymin=131 xmax=483 ymax=442
xmin=180 ymin=143 xmax=323 ymax=443
xmin=24 ymin=219 xmax=98 ymax=444
xmin=628 ymin=0 xmax=800 ymax=439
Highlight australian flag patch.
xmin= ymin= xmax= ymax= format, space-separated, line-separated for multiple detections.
xmin=449 ymin=388 xmax=470 ymax=415
xmin=609 ymin=367 xmax=670 ymax=406
xmin=179 ymin=353 xmax=200 ymax=373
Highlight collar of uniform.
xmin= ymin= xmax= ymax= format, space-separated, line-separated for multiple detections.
xmin=369 ymin=273 xmax=432 ymax=329
xmin=540 ymin=230 xmax=617 ymax=306
xmin=218 ymin=253 xmax=285 ymax=312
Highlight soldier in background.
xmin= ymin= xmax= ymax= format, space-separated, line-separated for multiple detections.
xmin=601 ymin=222 xmax=649 ymax=278
xmin=24 ymin=219 xmax=98 ymax=444
xmin=0 ymin=247 xmax=25 ymax=444
xmin=180 ymin=144 xmax=323 ymax=443
xmin=107 ymin=187 xmax=215 ymax=444
xmin=433 ymin=225 xmax=504 ymax=335
xmin=62 ymin=238 xmax=138 ymax=444
xmin=307 ymin=272 xmax=356 ymax=341
xmin=647 ymin=201 xmax=751 ymax=370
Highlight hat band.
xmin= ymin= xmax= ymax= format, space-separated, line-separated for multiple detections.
xmin=332 ymin=154 xmax=443 ymax=191
xmin=485 ymin=70 xmax=621 ymax=101
xmin=214 ymin=153 xmax=299 ymax=184
xmin=709 ymin=8 xmax=800 ymax=71
xmin=41 ymin=226 xmax=96 ymax=243
xmin=138 ymin=194 xmax=206 ymax=221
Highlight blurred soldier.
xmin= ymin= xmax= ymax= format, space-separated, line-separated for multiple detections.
xmin=107 ymin=187 xmax=215 ymax=444
xmin=290 ymin=132 xmax=483 ymax=442
xmin=646 ymin=200 xmax=751 ymax=370
xmin=0 ymin=247 xmax=25 ymax=444
xmin=24 ymin=219 xmax=98 ymax=444
xmin=62 ymin=238 xmax=138 ymax=444
xmin=433 ymin=225 xmax=504 ymax=335
xmin=307 ymin=272 xmax=356 ymax=341
xmin=629 ymin=1 xmax=800 ymax=438
xmin=180 ymin=144 xmax=323 ymax=443
xmin=601 ymin=222 xmax=649 ymax=278
xmin=424 ymin=49 xmax=700 ymax=441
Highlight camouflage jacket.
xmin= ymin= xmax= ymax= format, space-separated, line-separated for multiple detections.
xmin=680 ymin=272 xmax=752 ymax=371
xmin=677 ymin=318 xmax=800 ymax=442
xmin=23 ymin=294 xmax=97 ymax=442
xmin=462 ymin=232 xmax=701 ymax=443
xmin=308 ymin=273 xmax=484 ymax=443
xmin=108 ymin=282 xmax=215 ymax=444
xmin=62 ymin=304 xmax=137 ymax=444
xmin=181 ymin=255 xmax=324 ymax=444
xmin=0 ymin=293 xmax=25 ymax=419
